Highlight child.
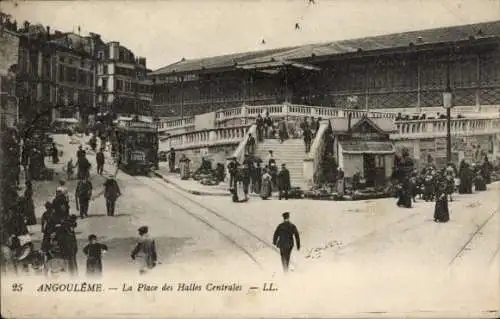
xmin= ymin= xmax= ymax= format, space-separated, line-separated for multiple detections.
xmin=83 ymin=234 xmax=108 ymax=276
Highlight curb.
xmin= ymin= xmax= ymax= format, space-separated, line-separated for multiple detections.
xmin=152 ymin=171 xmax=231 ymax=197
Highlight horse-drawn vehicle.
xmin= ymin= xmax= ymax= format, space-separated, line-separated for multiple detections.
xmin=114 ymin=117 xmax=159 ymax=175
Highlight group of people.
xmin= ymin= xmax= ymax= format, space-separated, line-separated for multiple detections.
xmin=300 ymin=116 xmax=322 ymax=153
xmin=227 ymin=150 xmax=291 ymax=202
xmin=395 ymin=154 xmax=494 ymax=224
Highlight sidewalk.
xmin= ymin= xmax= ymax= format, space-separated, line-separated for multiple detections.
xmin=154 ymin=163 xmax=265 ymax=197
xmin=154 ymin=164 xmax=230 ymax=196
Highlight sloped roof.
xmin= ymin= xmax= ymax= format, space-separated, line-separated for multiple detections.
xmin=330 ymin=117 xmax=397 ymax=133
xmin=149 ymin=47 xmax=297 ymax=75
xmin=151 ymin=20 xmax=500 ymax=76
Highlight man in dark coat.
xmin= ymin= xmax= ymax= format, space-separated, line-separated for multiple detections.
xmin=77 ymin=152 xmax=91 ymax=180
xmin=277 ymin=164 xmax=291 ymax=200
xmin=273 ymin=212 xmax=300 ymax=273
xmin=256 ymin=115 xmax=264 ymax=142
xmin=246 ymin=133 xmax=256 ymax=155
xmin=96 ymin=148 xmax=105 ymax=175
xmin=168 ymin=148 xmax=176 ymax=173
xmin=52 ymin=189 xmax=70 ymax=223
xmin=83 ymin=234 xmax=108 ymax=276
xmin=104 ymin=176 xmax=121 ymax=216
xmin=303 ymin=127 xmax=312 ymax=153
xmin=75 ymin=177 xmax=93 ymax=219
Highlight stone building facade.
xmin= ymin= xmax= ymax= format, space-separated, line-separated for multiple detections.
xmin=96 ymin=41 xmax=152 ymax=116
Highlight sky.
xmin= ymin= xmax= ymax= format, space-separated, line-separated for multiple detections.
xmin=2 ymin=0 xmax=499 ymax=70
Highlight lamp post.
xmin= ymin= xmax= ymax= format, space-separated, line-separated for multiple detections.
xmin=443 ymin=58 xmax=454 ymax=164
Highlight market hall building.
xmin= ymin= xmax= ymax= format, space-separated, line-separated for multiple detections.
xmin=149 ymin=20 xmax=500 ymax=118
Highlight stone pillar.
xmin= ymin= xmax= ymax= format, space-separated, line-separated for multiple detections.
xmin=303 ymin=158 xmax=314 ymax=189
xmin=241 ymin=104 xmax=248 ymax=125
xmin=37 ymin=52 xmax=43 ymax=101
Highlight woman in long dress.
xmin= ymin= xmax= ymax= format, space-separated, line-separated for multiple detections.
xmin=260 ymin=169 xmax=272 ymax=200
xmin=434 ymin=176 xmax=450 ymax=223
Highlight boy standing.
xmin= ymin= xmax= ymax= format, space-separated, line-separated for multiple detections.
xmin=83 ymin=234 xmax=108 ymax=276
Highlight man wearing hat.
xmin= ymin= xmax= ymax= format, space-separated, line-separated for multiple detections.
xmin=273 ymin=212 xmax=300 ymax=273
xmin=104 ymin=175 xmax=121 ymax=216
xmin=131 ymin=226 xmax=157 ymax=274
xmin=277 ymin=163 xmax=291 ymax=200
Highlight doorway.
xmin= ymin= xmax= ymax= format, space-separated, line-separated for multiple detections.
xmin=363 ymin=154 xmax=376 ymax=187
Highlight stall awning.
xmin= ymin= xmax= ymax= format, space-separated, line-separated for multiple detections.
xmin=340 ymin=141 xmax=395 ymax=154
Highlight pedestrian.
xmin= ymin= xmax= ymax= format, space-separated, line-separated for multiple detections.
xmin=77 ymin=151 xmax=91 ymax=180
xmin=66 ymin=158 xmax=75 ymax=180
xmin=246 ymin=133 xmax=256 ymax=155
xmin=251 ymin=161 xmax=262 ymax=194
xmin=131 ymin=226 xmax=158 ymax=275
xmin=168 ymin=148 xmax=176 ymax=173
xmin=75 ymin=177 xmax=93 ymax=219
xmin=22 ymin=181 xmax=37 ymax=230
xmin=241 ymin=160 xmax=251 ymax=201
xmin=264 ymin=113 xmax=273 ymax=138
xmin=77 ymin=145 xmax=85 ymax=160
xmin=50 ymin=143 xmax=59 ymax=164
xmin=227 ymin=157 xmax=239 ymax=191
xmin=256 ymin=114 xmax=264 ymax=142
xmin=277 ymin=163 xmax=291 ymax=200
xmin=96 ymin=148 xmax=105 ymax=175
xmin=303 ymin=127 xmax=312 ymax=153
xmin=273 ymin=212 xmax=300 ymax=273
xmin=52 ymin=189 xmax=70 ymax=223
xmin=62 ymin=215 xmax=78 ymax=276
xmin=40 ymin=202 xmax=55 ymax=254
xmin=260 ymin=169 xmax=272 ymax=200
xmin=434 ymin=177 xmax=450 ymax=223
xmin=267 ymin=150 xmax=275 ymax=167
xmin=83 ymin=234 xmax=108 ymax=277
xmin=396 ymin=178 xmax=412 ymax=208
xmin=104 ymin=175 xmax=121 ymax=216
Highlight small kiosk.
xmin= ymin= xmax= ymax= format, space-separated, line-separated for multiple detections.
xmin=332 ymin=115 xmax=397 ymax=189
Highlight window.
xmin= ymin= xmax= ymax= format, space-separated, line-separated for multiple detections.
xmin=58 ymin=65 xmax=65 ymax=82
xmin=98 ymin=51 xmax=104 ymax=60
xmin=102 ymin=79 xmax=108 ymax=92
xmin=103 ymin=65 xmax=108 ymax=74
xmin=60 ymin=56 xmax=65 ymax=63
xmin=116 ymin=79 xmax=123 ymax=91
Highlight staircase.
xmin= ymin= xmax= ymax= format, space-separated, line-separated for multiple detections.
xmin=254 ymin=139 xmax=308 ymax=188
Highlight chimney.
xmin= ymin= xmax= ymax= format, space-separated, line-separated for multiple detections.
xmin=347 ymin=113 xmax=352 ymax=131
xmin=46 ymin=26 xmax=50 ymax=40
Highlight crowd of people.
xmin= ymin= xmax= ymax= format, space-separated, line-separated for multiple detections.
xmin=393 ymin=148 xmax=494 ymax=223
xmin=227 ymin=150 xmax=292 ymax=202
xmin=0 ymin=127 xmax=147 ymax=277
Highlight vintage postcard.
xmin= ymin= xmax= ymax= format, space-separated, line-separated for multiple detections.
xmin=0 ymin=0 xmax=499 ymax=318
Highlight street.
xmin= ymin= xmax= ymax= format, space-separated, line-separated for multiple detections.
xmin=2 ymin=135 xmax=499 ymax=317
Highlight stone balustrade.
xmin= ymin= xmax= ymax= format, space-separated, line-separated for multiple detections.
xmin=159 ymin=125 xmax=249 ymax=151
xmin=392 ymin=117 xmax=500 ymax=140
xmin=157 ymin=103 xmax=398 ymax=134
xmin=159 ymin=116 xmax=500 ymax=151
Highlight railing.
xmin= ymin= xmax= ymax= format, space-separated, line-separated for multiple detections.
xmin=303 ymin=121 xmax=330 ymax=188
xmin=157 ymin=103 xmax=399 ymax=134
xmin=392 ymin=117 xmax=500 ymax=139
xmin=158 ymin=116 xmax=500 ymax=151
xmin=159 ymin=125 xmax=250 ymax=151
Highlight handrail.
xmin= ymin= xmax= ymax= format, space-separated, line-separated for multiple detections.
xmin=159 ymin=116 xmax=500 ymax=151
xmin=303 ymin=121 xmax=330 ymax=188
